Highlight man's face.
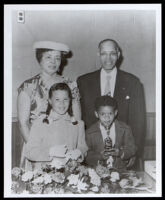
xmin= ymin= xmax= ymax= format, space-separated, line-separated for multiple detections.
xmin=99 ymin=41 xmax=120 ymax=72
xmin=95 ymin=106 xmax=117 ymax=129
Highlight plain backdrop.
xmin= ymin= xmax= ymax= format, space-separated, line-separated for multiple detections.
xmin=12 ymin=10 xmax=156 ymax=118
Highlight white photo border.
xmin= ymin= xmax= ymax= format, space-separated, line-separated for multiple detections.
xmin=4 ymin=4 xmax=162 ymax=197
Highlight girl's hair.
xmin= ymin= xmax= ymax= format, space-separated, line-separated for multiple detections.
xmin=43 ymin=82 xmax=73 ymax=124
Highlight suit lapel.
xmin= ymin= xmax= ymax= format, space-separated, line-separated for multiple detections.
xmin=114 ymin=69 xmax=123 ymax=99
xmin=93 ymin=69 xmax=101 ymax=97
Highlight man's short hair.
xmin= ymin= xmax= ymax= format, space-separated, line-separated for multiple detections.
xmin=95 ymin=96 xmax=118 ymax=112
xmin=98 ymin=39 xmax=120 ymax=52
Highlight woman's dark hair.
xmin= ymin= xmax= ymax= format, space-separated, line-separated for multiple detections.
xmin=35 ymin=48 xmax=65 ymax=63
xmin=43 ymin=82 xmax=73 ymax=124
xmin=35 ymin=49 xmax=51 ymax=63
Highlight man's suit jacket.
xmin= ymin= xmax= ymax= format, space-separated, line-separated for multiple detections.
xmin=77 ymin=69 xmax=146 ymax=156
xmin=85 ymin=120 xmax=137 ymax=169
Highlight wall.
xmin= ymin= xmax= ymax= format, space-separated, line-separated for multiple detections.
xmin=12 ymin=10 xmax=156 ymax=117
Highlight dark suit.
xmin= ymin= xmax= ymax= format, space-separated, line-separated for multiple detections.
xmin=85 ymin=120 xmax=137 ymax=169
xmin=77 ymin=69 xmax=146 ymax=157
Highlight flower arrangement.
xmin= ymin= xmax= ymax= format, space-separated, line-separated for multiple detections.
xmin=11 ymin=149 xmax=151 ymax=194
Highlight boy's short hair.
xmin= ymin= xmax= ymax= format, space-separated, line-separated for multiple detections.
xmin=95 ymin=96 xmax=118 ymax=111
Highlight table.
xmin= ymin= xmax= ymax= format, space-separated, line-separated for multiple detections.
xmin=144 ymin=160 xmax=156 ymax=180
xmin=136 ymin=171 xmax=156 ymax=193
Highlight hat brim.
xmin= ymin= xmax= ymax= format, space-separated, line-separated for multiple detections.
xmin=33 ymin=41 xmax=70 ymax=54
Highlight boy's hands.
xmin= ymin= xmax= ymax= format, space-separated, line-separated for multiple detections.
xmin=101 ymin=148 xmax=121 ymax=159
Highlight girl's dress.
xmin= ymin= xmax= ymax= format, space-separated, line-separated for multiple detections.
xmin=24 ymin=111 xmax=88 ymax=170
xmin=18 ymin=73 xmax=80 ymax=169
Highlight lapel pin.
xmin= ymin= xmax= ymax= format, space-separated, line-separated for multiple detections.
xmin=125 ymin=95 xmax=130 ymax=100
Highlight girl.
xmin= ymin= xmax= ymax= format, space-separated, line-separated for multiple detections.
xmin=24 ymin=83 xmax=88 ymax=170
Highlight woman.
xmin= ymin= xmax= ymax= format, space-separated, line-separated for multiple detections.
xmin=17 ymin=41 xmax=81 ymax=168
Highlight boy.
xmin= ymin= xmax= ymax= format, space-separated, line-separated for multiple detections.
xmin=85 ymin=96 xmax=137 ymax=170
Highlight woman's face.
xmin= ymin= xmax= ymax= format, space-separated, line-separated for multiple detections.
xmin=50 ymin=90 xmax=70 ymax=115
xmin=40 ymin=50 xmax=61 ymax=76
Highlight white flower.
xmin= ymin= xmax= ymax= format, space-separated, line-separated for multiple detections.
xmin=65 ymin=149 xmax=82 ymax=162
xmin=31 ymin=184 xmax=43 ymax=194
xmin=32 ymin=176 xmax=44 ymax=184
xmin=33 ymin=169 xmax=43 ymax=177
xmin=67 ymin=174 xmax=79 ymax=186
xmin=11 ymin=181 xmax=20 ymax=191
xmin=54 ymin=187 xmax=65 ymax=194
xmin=110 ymin=171 xmax=120 ymax=182
xmin=21 ymin=171 xmax=33 ymax=182
xmin=96 ymin=164 xmax=110 ymax=178
xmin=90 ymin=186 xmax=99 ymax=192
xmin=88 ymin=168 xmax=101 ymax=187
xmin=43 ymin=187 xmax=54 ymax=194
xmin=110 ymin=171 xmax=120 ymax=180
xmin=11 ymin=167 xmax=22 ymax=178
xmin=50 ymin=158 xmax=65 ymax=169
xmin=51 ymin=172 xmax=65 ymax=184
xmin=110 ymin=177 xmax=117 ymax=183
xmin=42 ymin=173 xmax=52 ymax=184
xmin=76 ymin=178 xmax=89 ymax=192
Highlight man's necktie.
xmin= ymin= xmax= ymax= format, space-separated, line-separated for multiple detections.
xmin=104 ymin=75 xmax=111 ymax=96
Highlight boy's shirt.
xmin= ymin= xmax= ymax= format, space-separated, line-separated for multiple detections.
xmin=99 ymin=122 xmax=115 ymax=147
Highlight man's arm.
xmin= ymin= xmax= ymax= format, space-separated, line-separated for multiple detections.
xmin=128 ymin=81 xmax=146 ymax=156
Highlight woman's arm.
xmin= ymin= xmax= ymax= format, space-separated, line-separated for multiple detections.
xmin=72 ymin=100 xmax=81 ymax=120
xmin=77 ymin=121 xmax=88 ymax=156
xmin=17 ymin=91 xmax=31 ymax=143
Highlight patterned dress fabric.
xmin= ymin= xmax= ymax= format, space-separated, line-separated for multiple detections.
xmin=18 ymin=73 xmax=80 ymax=125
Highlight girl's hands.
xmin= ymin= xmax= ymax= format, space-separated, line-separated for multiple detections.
xmin=49 ymin=144 xmax=68 ymax=157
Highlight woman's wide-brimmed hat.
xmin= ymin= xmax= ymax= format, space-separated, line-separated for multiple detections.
xmin=33 ymin=41 xmax=70 ymax=54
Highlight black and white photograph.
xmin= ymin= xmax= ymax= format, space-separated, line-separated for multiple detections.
xmin=4 ymin=4 xmax=161 ymax=197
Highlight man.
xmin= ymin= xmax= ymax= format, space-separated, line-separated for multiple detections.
xmin=77 ymin=39 xmax=146 ymax=170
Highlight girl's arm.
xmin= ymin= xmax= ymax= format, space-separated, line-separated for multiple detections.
xmin=17 ymin=91 xmax=31 ymax=143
